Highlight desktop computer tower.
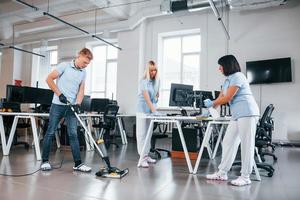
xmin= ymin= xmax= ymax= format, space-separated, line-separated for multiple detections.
xmin=172 ymin=127 xmax=200 ymax=152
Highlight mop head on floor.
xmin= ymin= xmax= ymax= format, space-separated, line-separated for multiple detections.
xmin=95 ymin=167 xmax=129 ymax=179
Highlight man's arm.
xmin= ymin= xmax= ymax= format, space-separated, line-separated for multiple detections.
xmin=76 ymin=82 xmax=85 ymax=105
xmin=46 ymin=70 xmax=62 ymax=96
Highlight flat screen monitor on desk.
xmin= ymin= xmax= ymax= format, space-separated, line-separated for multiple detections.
xmin=169 ymin=83 xmax=194 ymax=107
xmin=6 ymin=85 xmax=54 ymax=105
xmin=81 ymin=95 xmax=91 ymax=112
xmin=90 ymin=98 xmax=110 ymax=113
xmin=6 ymin=85 xmax=25 ymax=103
xmin=214 ymin=91 xmax=220 ymax=100
xmin=194 ymin=91 xmax=214 ymax=108
xmin=26 ymin=87 xmax=54 ymax=105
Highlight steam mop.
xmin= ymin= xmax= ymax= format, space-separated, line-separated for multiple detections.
xmin=69 ymin=103 xmax=129 ymax=178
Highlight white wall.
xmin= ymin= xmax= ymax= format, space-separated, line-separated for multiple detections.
xmin=228 ymin=4 xmax=300 ymax=142
xmin=1 ymin=2 xmax=299 ymax=142
xmin=140 ymin=3 xmax=300 ymax=142
xmin=117 ymin=27 xmax=140 ymax=114
xmin=0 ymin=48 xmax=14 ymax=98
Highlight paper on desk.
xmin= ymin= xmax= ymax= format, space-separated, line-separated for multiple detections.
xmin=208 ymin=107 xmax=220 ymax=119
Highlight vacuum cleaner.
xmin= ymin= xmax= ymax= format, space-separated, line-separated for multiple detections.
xmin=68 ymin=102 xmax=129 ymax=179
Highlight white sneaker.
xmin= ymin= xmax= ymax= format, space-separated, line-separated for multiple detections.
xmin=144 ymin=155 xmax=156 ymax=164
xmin=231 ymin=176 xmax=251 ymax=186
xmin=73 ymin=163 xmax=92 ymax=172
xmin=137 ymin=158 xmax=149 ymax=168
xmin=206 ymin=171 xmax=228 ymax=181
xmin=40 ymin=162 xmax=52 ymax=171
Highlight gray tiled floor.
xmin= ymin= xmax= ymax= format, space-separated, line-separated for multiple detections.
xmin=0 ymin=138 xmax=299 ymax=200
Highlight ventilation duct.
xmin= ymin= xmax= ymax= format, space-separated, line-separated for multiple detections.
xmin=228 ymin=0 xmax=287 ymax=10
xmin=169 ymin=0 xmax=211 ymax=12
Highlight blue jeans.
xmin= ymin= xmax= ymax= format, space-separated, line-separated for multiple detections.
xmin=42 ymin=104 xmax=81 ymax=163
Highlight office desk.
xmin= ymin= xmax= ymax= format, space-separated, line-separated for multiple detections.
xmin=192 ymin=118 xmax=261 ymax=181
xmin=0 ymin=112 xmax=130 ymax=160
xmin=137 ymin=115 xmax=228 ymax=173
xmin=0 ymin=112 xmax=48 ymax=160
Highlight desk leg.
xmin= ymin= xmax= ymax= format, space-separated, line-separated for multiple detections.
xmin=0 ymin=116 xmax=7 ymax=155
xmin=137 ymin=120 xmax=154 ymax=167
xmin=4 ymin=117 xmax=18 ymax=155
xmin=253 ymin=160 xmax=261 ymax=181
xmin=55 ymin=132 xmax=61 ymax=149
xmin=117 ymin=117 xmax=127 ymax=145
xmin=176 ymin=121 xmax=193 ymax=173
xmin=30 ymin=117 xmax=41 ymax=160
xmin=193 ymin=122 xmax=213 ymax=174
xmin=212 ymin=124 xmax=226 ymax=159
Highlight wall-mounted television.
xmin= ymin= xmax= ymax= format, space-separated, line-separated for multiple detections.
xmin=246 ymin=57 xmax=292 ymax=84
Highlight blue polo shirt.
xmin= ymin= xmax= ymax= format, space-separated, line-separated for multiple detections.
xmin=222 ymin=72 xmax=259 ymax=120
xmin=52 ymin=61 xmax=86 ymax=105
xmin=137 ymin=79 xmax=157 ymax=114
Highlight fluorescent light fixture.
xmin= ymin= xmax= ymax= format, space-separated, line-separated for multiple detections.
xmin=10 ymin=46 xmax=45 ymax=57
xmin=14 ymin=0 xmax=39 ymax=11
xmin=92 ymin=35 xmax=122 ymax=51
xmin=14 ymin=0 xmax=122 ymax=50
xmin=0 ymin=42 xmax=45 ymax=57
xmin=43 ymin=12 xmax=90 ymax=35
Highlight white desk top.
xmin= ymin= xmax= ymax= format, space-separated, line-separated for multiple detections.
xmin=143 ymin=115 xmax=231 ymax=121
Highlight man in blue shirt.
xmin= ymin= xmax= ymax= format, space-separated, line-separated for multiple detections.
xmin=40 ymin=48 xmax=93 ymax=172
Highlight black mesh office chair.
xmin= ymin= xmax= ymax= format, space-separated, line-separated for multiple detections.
xmin=150 ymin=122 xmax=171 ymax=159
xmin=94 ymin=104 xmax=119 ymax=149
xmin=255 ymin=104 xmax=277 ymax=162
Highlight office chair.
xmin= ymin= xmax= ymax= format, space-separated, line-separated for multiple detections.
xmin=94 ymin=104 xmax=120 ymax=149
xmin=150 ymin=122 xmax=171 ymax=159
xmin=255 ymin=104 xmax=277 ymax=162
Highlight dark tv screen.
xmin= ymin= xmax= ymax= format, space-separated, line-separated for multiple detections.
xmin=246 ymin=57 xmax=292 ymax=84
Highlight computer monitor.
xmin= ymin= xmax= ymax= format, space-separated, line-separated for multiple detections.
xmin=169 ymin=83 xmax=194 ymax=107
xmin=6 ymin=85 xmax=54 ymax=105
xmin=24 ymin=87 xmax=54 ymax=105
xmin=6 ymin=85 xmax=25 ymax=103
xmin=214 ymin=91 xmax=220 ymax=100
xmin=81 ymin=95 xmax=91 ymax=112
xmin=194 ymin=90 xmax=214 ymax=108
xmin=90 ymin=98 xmax=110 ymax=113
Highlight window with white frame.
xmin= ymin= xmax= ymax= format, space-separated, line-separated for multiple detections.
xmin=31 ymin=46 xmax=57 ymax=89
xmin=159 ymin=33 xmax=201 ymax=107
xmin=89 ymin=44 xmax=118 ymax=99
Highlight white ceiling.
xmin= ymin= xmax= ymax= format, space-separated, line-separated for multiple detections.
xmin=0 ymin=0 xmax=289 ymax=45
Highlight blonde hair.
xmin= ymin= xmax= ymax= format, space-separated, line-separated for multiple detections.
xmin=143 ymin=60 xmax=160 ymax=96
xmin=78 ymin=48 xmax=93 ymax=60
xmin=143 ymin=60 xmax=158 ymax=80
